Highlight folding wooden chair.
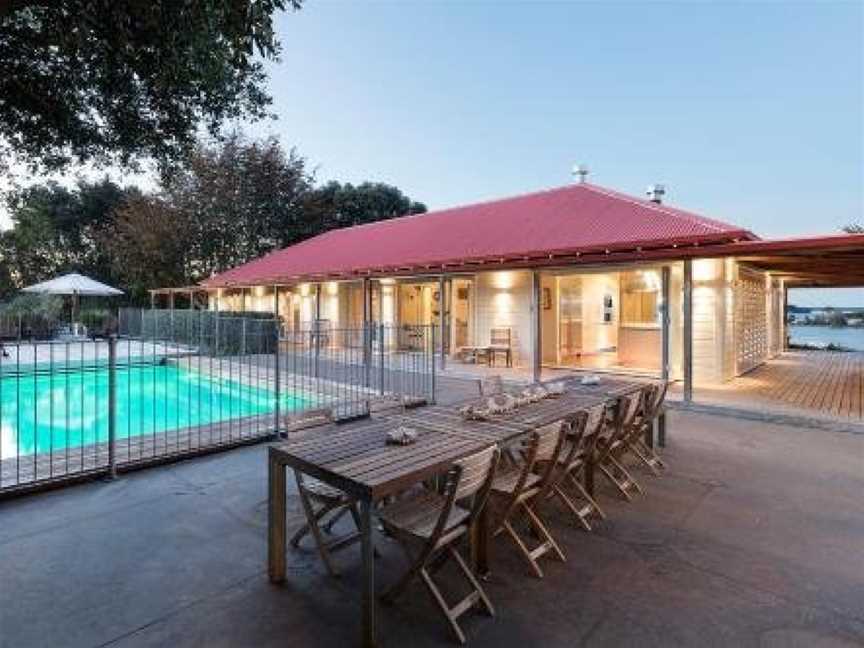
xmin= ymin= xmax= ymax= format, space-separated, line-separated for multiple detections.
xmin=595 ymin=394 xmax=646 ymax=501
xmin=379 ymin=446 xmax=500 ymax=645
xmin=489 ymin=423 xmax=566 ymax=578
xmin=540 ymin=409 xmax=607 ymax=531
xmin=288 ymin=408 xmax=365 ymax=576
xmin=290 ymin=472 xmax=365 ymax=577
xmin=623 ymin=382 xmax=669 ymax=475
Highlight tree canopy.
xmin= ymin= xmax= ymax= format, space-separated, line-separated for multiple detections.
xmin=0 ymin=135 xmax=427 ymax=304
xmin=0 ymin=0 xmax=300 ymax=171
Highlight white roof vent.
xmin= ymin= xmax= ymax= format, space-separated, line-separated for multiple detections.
xmin=572 ymin=164 xmax=589 ymax=184
xmin=646 ymin=184 xmax=666 ymax=204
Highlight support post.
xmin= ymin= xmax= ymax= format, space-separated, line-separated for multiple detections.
xmin=150 ymin=292 xmax=155 ymax=310
xmin=782 ymin=282 xmax=789 ymax=351
xmin=438 ymin=275 xmax=447 ymax=370
xmin=107 ymin=334 xmax=117 ymax=480
xmin=661 ymin=266 xmax=671 ymax=382
xmin=531 ymin=271 xmax=542 ymax=383
xmin=683 ymin=258 xmax=693 ymax=403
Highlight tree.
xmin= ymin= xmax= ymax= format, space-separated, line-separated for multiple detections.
xmin=1 ymin=177 xmax=132 ymax=289
xmin=101 ymin=195 xmax=193 ymax=305
xmin=302 ymin=181 xmax=427 ymax=241
xmin=165 ymin=132 xmax=313 ymax=277
xmin=0 ymin=1 xmax=301 ymax=171
xmin=842 ymin=224 xmax=863 ymax=234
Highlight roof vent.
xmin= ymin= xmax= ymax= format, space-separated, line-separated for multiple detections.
xmin=572 ymin=164 xmax=589 ymax=184
xmin=646 ymin=184 xmax=666 ymax=204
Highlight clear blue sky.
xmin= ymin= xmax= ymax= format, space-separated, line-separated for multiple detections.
xmin=251 ymin=0 xmax=863 ymax=307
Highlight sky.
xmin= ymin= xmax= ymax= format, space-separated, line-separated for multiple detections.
xmin=257 ymin=0 xmax=863 ymax=307
xmin=6 ymin=0 xmax=864 ymax=306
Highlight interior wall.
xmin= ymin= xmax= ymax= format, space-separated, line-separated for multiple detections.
xmin=474 ymin=270 xmax=532 ymax=367
xmin=580 ymin=273 xmax=619 ymax=354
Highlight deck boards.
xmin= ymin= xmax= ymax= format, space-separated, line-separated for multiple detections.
xmin=692 ymin=351 xmax=864 ymax=422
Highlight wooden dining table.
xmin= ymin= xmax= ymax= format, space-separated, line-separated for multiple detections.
xmin=268 ymin=416 xmax=491 ymax=648
xmin=267 ymin=374 xmax=659 ymax=647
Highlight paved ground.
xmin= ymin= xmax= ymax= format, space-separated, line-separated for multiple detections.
xmin=1 ymin=397 xmax=863 ymax=647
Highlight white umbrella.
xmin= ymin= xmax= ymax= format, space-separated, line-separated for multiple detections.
xmin=22 ymin=273 xmax=123 ymax=297
xmin=22 ymin=273 xmax=123 ymax=328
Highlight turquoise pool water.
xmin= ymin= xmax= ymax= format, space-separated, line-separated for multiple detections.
xmin=0 ymin=364 xmax=311 ymax=457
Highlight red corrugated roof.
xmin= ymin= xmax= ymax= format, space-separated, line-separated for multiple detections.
xmin=203 ymin=182 xmax=756 ymax=287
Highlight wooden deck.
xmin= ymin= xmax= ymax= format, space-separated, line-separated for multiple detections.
xmin=690 ymin=351 xmax=864 ymax=422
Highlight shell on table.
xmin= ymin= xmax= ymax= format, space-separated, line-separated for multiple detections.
xmin=386 ymin=425 xmax=419 ymax=445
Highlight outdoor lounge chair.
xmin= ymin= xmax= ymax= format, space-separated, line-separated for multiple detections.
xmin=489 ymin=423 xmax=567 ymax=578
xmin=379 ymin=446 xmax=500 ymax=645
xmin=537 ymin=409 xmax=606 ymax=531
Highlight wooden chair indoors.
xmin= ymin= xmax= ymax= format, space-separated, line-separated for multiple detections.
xmin=379 ymin=446 xmax=500 ymax=645
xmin=488 ymin=423 xmax=567 ymax=578
xmin=487 ymin=327 xmax=512 ymax=367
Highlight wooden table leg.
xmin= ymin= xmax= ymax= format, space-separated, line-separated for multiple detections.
xmin=471 ymin=504 xmax=491 ymax=578
xmin=360 ymin=499 xmax=376 ymax=648
xmin=658 ymin=412 xmax=667 ymax=448
xmin=645 ymin=419 xmax=655 ymax=449
xmin=268 ymin=449 xmax=287 ymax=583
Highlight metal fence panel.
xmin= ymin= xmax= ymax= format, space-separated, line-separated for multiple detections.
xmin=1 ymin=313 xmax=436 ymax=496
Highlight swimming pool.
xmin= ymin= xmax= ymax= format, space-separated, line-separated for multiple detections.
xmin=0 ymin=364 xmax=312 ymax=457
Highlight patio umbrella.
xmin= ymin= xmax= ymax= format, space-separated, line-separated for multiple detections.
xmin=21 ymin=273 xmax=123 ymax=326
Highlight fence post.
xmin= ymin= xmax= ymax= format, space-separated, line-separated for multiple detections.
xmin=313 ymin=320 xmax=320 ymax=379
xmin=241 ymin=318 xmax=247 ymax=357
xmin=108 ymin=334 xmax=118 ymax=480
xmin=430 ymin=324 xmax=436 ymax=404
xmin=379 ymin=323 xmax=385 ymax=396
xmin=274 ymin=320 xmax=281 ymax=438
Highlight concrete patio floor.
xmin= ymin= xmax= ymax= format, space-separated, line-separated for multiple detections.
xmin=1 ymin=396 xmax=863 ymax=647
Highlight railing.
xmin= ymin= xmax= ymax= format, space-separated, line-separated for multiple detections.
xmin=0 ymin=314 xmax=436 ymax=496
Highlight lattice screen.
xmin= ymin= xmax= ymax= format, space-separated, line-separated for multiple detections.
xmin=734 ymin=268 xmax=768 ymax=374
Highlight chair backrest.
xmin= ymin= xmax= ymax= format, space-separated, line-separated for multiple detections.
xmin=622 ymin=386 xmax=656 ymax=445
xmin=490 ymin=327 xmax=511 ymax=347
xmin=531 ymin=421 xmax=568 ymax=497
xmin=546 ymin=410 xmax=591 ymax=487
xmin=453 ymin=445 xmax=500 ymax=505
xmin=419 ymin=445 xmax=499 ymax=562
xmin=594 ymin=396 xmax=629 ymax=463
xmin=649 ymin=381 xmax=669 ymax=418
xmin=478 ymin=374 xmax=504 ymax=396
